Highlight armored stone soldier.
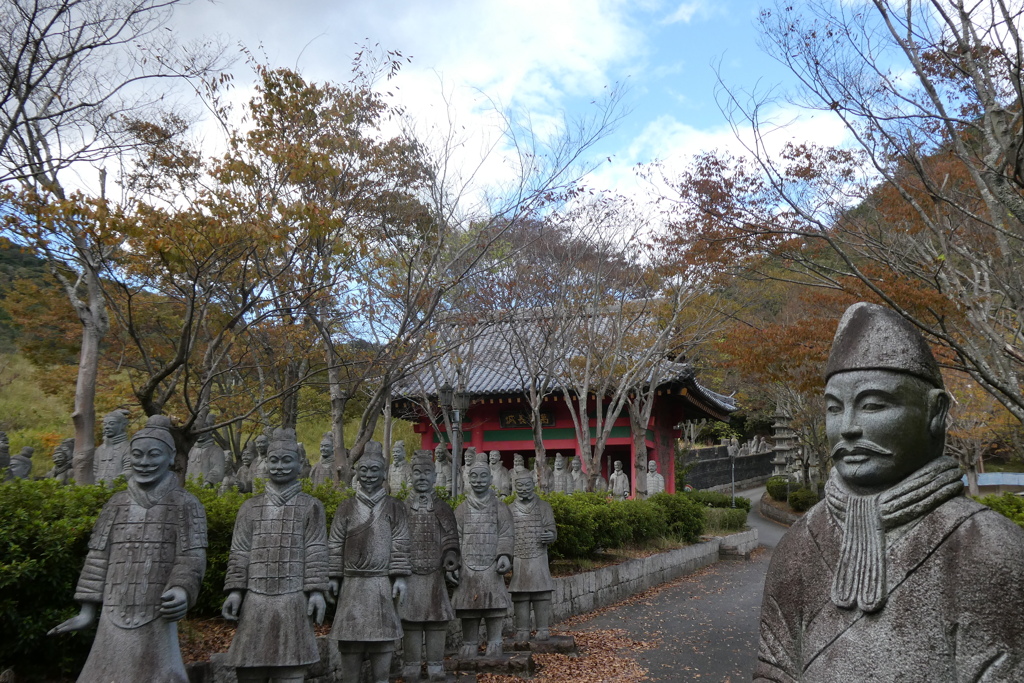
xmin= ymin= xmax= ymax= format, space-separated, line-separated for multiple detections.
xmin=9 ymin=446 xmax=34 ymax=479
xmin=609 ymin=460 xmax=629 ymax=500
xmin=433 ymin=443 xmax=450 ymax=495
xmin=49 ymin=415 xmax=207 ymax=683
xmin=461 ymin=446 xmax=477 ymax=494
xmin=647 ymin=460 xmax=665 ymax=496
xmin=328 ymin=442 xmax=411 ymax=683
xmin=533 ymin=454 xmax=553 ymax=493
xmin=310 ymin=432 xmax=335 ymax=487
xmin=400 ymin=450 xmax=460 ymax=682
xmin=235 ymin=445 xmax=256 ymax=493
xmin=452 ymin=451 xmax=514 ymax=658
xmin=222 ymin=428 xmax=329 ymax=683
xmin=185 ymin=416 xmax=226 ymax=487
xmin=551 ymin=452 xmax=568 ymax=494
xmin=489 ymin=450 xmax=511 ymax=496
xmin=251 ymin=434 xmax=270 ymax=483
xmin=755 ymin=303 xmax=1024 ymax=682
xmin=511 ymin=453 xmax=529 ymax=483
xmin=509 ymin=474 xmax=557 ymax=642
xmin=389 ymin=440 xmax=410 ymax=494
xmin=45 ymin=438 xmax=75 ymax=484
xmin=567 ymin=457 xmax=586 ymax=494
xmin=94 ymin=409 xmax=131 ymax=484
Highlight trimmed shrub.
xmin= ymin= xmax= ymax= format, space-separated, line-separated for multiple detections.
xmin=616 ymin=499 xmax=669 ymax=544
xmin=788 ymin=488 xmax=819 ymax=512
xmin=648 ymin=492 xmax=707 ymax=543
xmin=976 ymin=493 xmax=1024 ymax=529
xmin=685 ymin=490 xmax=751 ymax=513
xmin=766 ymin=476 xmax=791 ymax=502
xmin=546 ymin=493 xmax=600 ymax=559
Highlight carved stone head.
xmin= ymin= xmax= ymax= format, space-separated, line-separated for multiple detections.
xmin=129 ymin=415 xmax=176 ymax=487
xmin=489 ymin=450 xmax=501 ymax=465
xmin=824 ymin=303 xmax=949 ymax=495
xmin=613 ymin=460 xmax=623 ymax=473
xmin=514 ymin=472 xmax=536 ymax=501
xmin=357 ymin=441 xmax=386 ymax=494
xmin=468 ymin=450 xmax=492 ymax=495
xmin=102 ymin=409 xmax=129 ymax=439
xmin=255 ymin=434 xmax=269 ymax=459
xmin=648 ymin=460 xmax=658 ymax=473
xmin=570 ymin=457 xmax=581 ymax=472
xmin=392 ymin=440 xmax=406 ymax=463
xmin=267 ymin=428 xmax=301 ymax=485
xmin=53 ymin=438 xmax=74 ymax=467
xmin=434 ymin=443 xmax=449 ymax=463
xmin=320 ymin=432 xmax=334 ymax=460
xmin=410 ymin=450 xmax=436 ymax=493
xmin=241 ymin=444 xmax=255 ymax=466
xmin=513 ymin=453 xmax=525 ymax=469
xmin=554 ymin=453 xmax=565 ymax=469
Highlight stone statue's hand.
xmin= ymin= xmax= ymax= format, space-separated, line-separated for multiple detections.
xmin=442 ymin=549 xmax=460 ymax=572
xmin=496 ymin=555 xmax=512 ymax=574
xmin=392 ymin=577 xmax=407 ymax=605
xmin=159 ymin=586 xmax=189 ymax=622
xmin=540 ymin=530 xmax=555 ymax=543
xmin=48 ymin=603 xmax=97 ymax=635
xmin=307 ymin=591 xmax=327 ymax=625
xmin=221 ymin=590 xmax=243 ymax=621
xmin=326 ymin=578 xmax=340 ymax=604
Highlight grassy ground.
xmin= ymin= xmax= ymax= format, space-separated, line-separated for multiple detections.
xmin=983 ymin=459 xmax=1024 ymax=473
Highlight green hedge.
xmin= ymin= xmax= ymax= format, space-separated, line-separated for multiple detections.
xmin=788 ymin=488 xmax=819 ymax=512
xmin=684 ymin=490 xmax=751 ymax=513
xmin=976 ymin=493 xmax=1024 ymax=529
xmin=705 ymin=506 xmax=748 ymax=532
xmin=766 ymin=476 xmax=791 ymax=502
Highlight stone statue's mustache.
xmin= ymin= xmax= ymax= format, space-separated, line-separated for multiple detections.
xmin=831 ymin=441 xmax=893 ymax=460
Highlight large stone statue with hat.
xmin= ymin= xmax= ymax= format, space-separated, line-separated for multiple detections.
xmin=451 ymin=450 xmax=514 ymax=658
xmin=754 ymin=302 xmax=1024 ymax=682
xmin=48 ymin=415 xmax=207 ymax=683
xmin=509 ymin=473 xmax=557 ymax=643
xmin=399 ymin=449 xmax=460 ymax=682
xmin=94 ymin=408 xmax=132 ymax=484
xmin=327 ymin=441 xmax=411 ymax=683
xmin=222 ymin=427 xmax=328 ymax=683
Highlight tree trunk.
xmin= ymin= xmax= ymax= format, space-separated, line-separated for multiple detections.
xmin=626 ymin=398 xmax=651 ymax=499
xmin=328 ymin=364 xmax=349 ymax=486
xmin=71 ymin=319 xmax=102 ymax=485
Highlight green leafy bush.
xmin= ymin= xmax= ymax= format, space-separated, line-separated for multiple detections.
xmin=616 ymin=499 xmax=669 ymax=544
xmin=788 ymin=488 xmax=819 ymax=512
xmin=976 ymin=493 xmax=1024 ymax=529
xmin=684 ymin=490 xmax=751 ymax=513
xmin=705 ymin=507 xmax=748 ymax=533
xmin=766 ymin=476 xmax=791 ymax=502
xmin=648 ymin=493 xmax=707 ymax=543
xmin=546 ymin=493 xmax=600 ymax=559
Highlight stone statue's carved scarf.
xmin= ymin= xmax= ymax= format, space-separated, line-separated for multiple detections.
xmin=410 ymin=492 xmax=434 ymax=511
xmin=265 ymin=479 xmax=302 ymax=506
xmin=126 ymin=472 xmax=177 ymax=508
xmin=825 ymin=455 xmax=963 ymax=613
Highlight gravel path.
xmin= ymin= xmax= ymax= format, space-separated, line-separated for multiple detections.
xmin=556 ymin=487 xmax=788 ymax=682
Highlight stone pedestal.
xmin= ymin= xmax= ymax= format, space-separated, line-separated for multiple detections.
xmin=443 ymin=651 xmax=534 ymax=677
xmin=504 ymin=634 xmax=576 ymax=655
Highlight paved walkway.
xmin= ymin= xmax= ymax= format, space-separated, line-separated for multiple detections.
xmin=562 ymin=486 xmax=789 ymax=682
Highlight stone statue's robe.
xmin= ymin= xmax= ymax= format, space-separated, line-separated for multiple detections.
xmin=755 ymin=494 xmax=1024 ymax=682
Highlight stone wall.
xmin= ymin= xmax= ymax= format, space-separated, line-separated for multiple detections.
xmin=684 ymin=447 xmax=774 ymax=491
xmin=758 ymin=492 xmax=804 ymax=527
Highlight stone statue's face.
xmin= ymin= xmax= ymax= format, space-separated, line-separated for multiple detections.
xmin=102 ymin=415 xmax=125 ymax=438
xmin=515 ymin=474 xmax=536 ymax=501
xmin=54 ymin=445 xmax=71 ymax=466
xmin=469 ymin=467 xmax=492 ymax=494
xmin=571 ymin=459 xmax=581 ymax=472
xmin=130 ymin=437 xmax=174 ymax=486
xmin=241 ymin=448 xmax=254 ymax=466
xmin=614 ymin=461 xmax=623 ymax=472
xmin=489 ymin=451 xmax=500 ymax=465
xmin=392 ymin=444 xmax=403 ymax=459
xmin=267 ymin=449 xmax=300 ymax=485
xmin=255 ymin=436 xmax=268 ymax=457
xmin=513 ymin=454 xmax=524 ymax=468
xmin=357 ymin=457 xmax=385 ymax=493
xmin=554 ymin=454 xmax=565 ymax=469
xmin=825 ymin=370 xmax=947 ymax=495
xmin=648 ymin=460 xmax=657 ymax=473
xmin=411 ymin=462 xmax=436 ymax=493
xmin=435 ymin=447 xmax=448 ymax=463
xmin=320 ymin=439 xmax=333 ymax=459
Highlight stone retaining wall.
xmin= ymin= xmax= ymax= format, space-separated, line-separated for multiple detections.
xmin=684 ymin=450 xmax=774 ymax=491
xmin=758 ymin=492 xmax=803 ymax=526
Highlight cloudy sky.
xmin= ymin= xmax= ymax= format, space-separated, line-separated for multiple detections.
xmin=169 ymin=0 xmax=850 ymax=198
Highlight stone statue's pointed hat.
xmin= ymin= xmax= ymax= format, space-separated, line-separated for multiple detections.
xmin=469 ymin=448 xmax=490 ymax=473
xmin=131 ymin=414 xmax=176 ymax=451
xmin=825 ymin=302 xmax=943 ymax=388
xmin=411 ymin=449 xmax=434 ymax=467
xmin=359 ymin=440 xmax=386 ymax=465
xmin=269 ymin=427 xmax=299 ymax=456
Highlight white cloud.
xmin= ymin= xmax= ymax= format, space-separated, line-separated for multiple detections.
xmin=661 ymin=0 xmax=711 ymax=25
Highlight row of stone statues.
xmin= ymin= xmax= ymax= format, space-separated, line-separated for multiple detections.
xmin=49 ymin=415 xmax=560 ymax=683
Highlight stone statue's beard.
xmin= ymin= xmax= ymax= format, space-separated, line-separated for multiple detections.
xmin=831 ymin=441 xmax=892 ymax=460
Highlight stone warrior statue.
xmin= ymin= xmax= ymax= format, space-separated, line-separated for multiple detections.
xmin=222 ymin=428 xmax=328 ymax=683
xmin=609 ymin=460 xmax=629 ymax=500
xmin=185 ymin=415 xmax=226 ymax=487
xmin=511 ymin=453 xmax=529 ymax=483
xmin=755 ymin=303 xmax=1024 ymax=682
xmin=489 ymin=449 xmax=511 ymax=496
xmin=509 ymin=474 xmax=557 ymax=642
xmin=310 ymin=432 xmax=335 ymax=487
xmin=94 ymin=408 xmax=131 ymax=485
xmin=234 ymin=444 xmax=256 ymax=494
xmin=9 ymin=446 xmax=34 ymax=479
xmin=567 ymin=457 xmax=586 ymax=494
xmin=49 ymin=415 xmax=207 ymax=683
xmin=451 ymin=451 xmax=514 ymax=658
xmin=461 ymin=446 xmax=477 ymax=494
xmin=389 ymin=440 xmax=410 ymax=494
xmin=251 ymin=433 xmax=271 ymax=484
xmin=399 ymin=450 xmax=460 ymax=682
xmin=328 ymin=441 xmax=411 ymax=683
xmin=433 ymin=443 xmax=450 ymax=495
xmin=647 ymin=460 xmax=665 ymax=496
xmin=551 ymin=452 xmax=568 ymax=494
xmin=45 ymin=438 xmax=75 ymax=484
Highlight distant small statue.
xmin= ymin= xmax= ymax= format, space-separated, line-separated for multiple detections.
xmin=399 ymin=450 xmax=460 ymax=682
xmin=461 ymin=446 xmax=477 ymax=493
xmin=489 ymin=450 xmax=511 ymax=496
xmin=509 ymin=474 xmax=557 ymax=642
xmin=567 ymin=457 xmax=586 ymax=494
xmin=647 ymin=460 xmax=665 ymax=496
xmin=551 ymin=452 xmax=568 ymax=494
xmin=389 ymin=440 xmax=410 ymax=494
xmin=251 ymin=434 xmax=270 ymax=483
xmin=48 ymin=415 xmax=207 ymax=683
xmin=452 ymin=451 xmax=514 ymax=658
xmin=297 ymin=442 xmax=311 ymax=480
xmin=94 ymin=409 xmax=132 ymax=485
xmin=328 ymin=442 xmax=411 ymax=683
xmin=511 ymin=453 xmax=529 ymax=483
xmin=222 ymin=427 xmax=328 ymax=683
xmin=533 ymin=454 xmax=553 ymax=493
xmin=235 ymin=445 xmax=256 ymax=494
xmin=9 ymin=446 xmax=34 ymax=480
xmin=609 ymin=460 xmax=629 ymax=500
xmin=185 ymin=417 xmax=226 ymax=487
xmin=45 ymin=438 xmax=75 ymax=484
xmin=310 ymin=432 xmax=335 ymax=487
xmin=433 ymin=443 xmax=451 ymax=495
xmin=594 ymin=457 xmax=608 ymax=493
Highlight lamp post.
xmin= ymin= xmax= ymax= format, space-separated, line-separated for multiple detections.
xmin=439 ymin=381 xmax=470 ymax=497
xmin=730 ymin=452 xmax=737 ymax=508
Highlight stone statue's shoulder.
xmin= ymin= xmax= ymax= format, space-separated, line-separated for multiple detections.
xmin=295 ymin=490 xmax=324 ymax=510
xmin=105 ymin=489 xmax=134 ymax=508
xmin=949 ymin=498 xmax=1024 ymax=555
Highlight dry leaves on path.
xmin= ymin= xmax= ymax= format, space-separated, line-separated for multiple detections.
xmin=479 ymin=630 xmax=652 ymax=683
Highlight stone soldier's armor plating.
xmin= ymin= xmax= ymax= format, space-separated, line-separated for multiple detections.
xmin=509 ymin=477 xmax=556 ymax=642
